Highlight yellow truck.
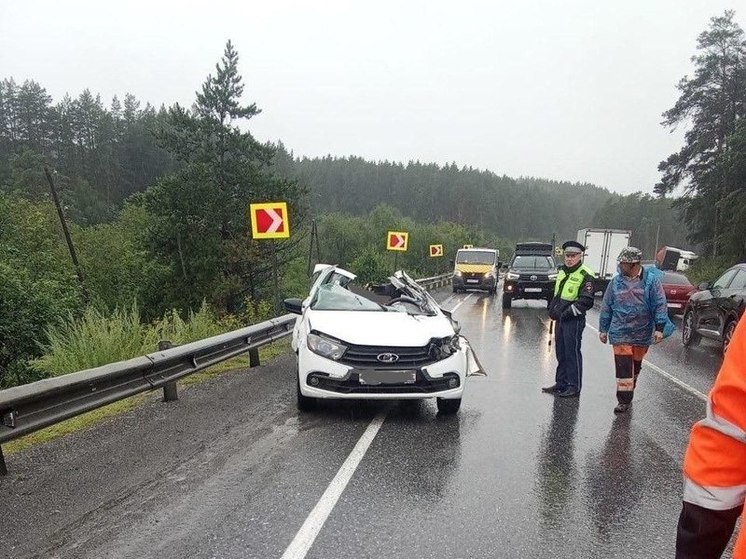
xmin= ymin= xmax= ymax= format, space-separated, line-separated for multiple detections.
xmin=451 ymin=246 xmax=499 ymax=294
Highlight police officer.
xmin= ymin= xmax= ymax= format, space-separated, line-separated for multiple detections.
xmin=542 ymin=240 xmax=595 ymax=397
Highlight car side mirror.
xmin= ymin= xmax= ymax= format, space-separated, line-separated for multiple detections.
xmin=502 ymin=264 xmax=509 ymax=270
xmin=697 ymin=282 xmax=710 ymax=291
xmin=283 ymin=298 xmax=303 ymax=315
xmin=449 ymin=259 xmax=454 ymax=267
xmin=497 ymin=261 xmax=503 ymax=268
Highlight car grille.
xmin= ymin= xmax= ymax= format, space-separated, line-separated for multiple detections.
xmin=461 ymin=272 xmax=484 ymax=280
xmin=309 ymin=371 xmax=460 ymax=394
xmin=517 ymin=273 xmax=550 ymax=281
xmin=339 ymin=343 xmax=436 ymax=367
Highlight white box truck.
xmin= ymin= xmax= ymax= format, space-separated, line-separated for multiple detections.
xmin=576 ymin=228 xmax=631 ymax=293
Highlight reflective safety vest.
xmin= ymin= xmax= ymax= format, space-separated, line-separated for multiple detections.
xmin=553 ymin=265 xmax=594 ymax=301
xmin=682 ymin=314 xmax=746 ymax=557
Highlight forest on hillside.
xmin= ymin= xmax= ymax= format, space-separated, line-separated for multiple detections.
xmin=1 ymin=12 xmax=745 ymax=388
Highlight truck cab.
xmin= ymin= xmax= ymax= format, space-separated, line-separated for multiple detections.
xmin=502 ymin=242 xmax=557 ymax=309
xmin=452 ymin=247 xmax=499 ymax=294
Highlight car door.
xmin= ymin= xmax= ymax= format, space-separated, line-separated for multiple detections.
xmin=720 ymin=268 xmax=746 ymax=331
xmin=697 ymin=267 xmax=738 ymax=335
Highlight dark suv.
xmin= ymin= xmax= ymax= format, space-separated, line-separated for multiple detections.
xmin=682 ymin=263 xmax=746 ymax=353
xmin=502 ymin=242 xmax=558 ymax=309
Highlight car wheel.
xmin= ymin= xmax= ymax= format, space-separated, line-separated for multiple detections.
xmin=437 ymin=397 xmax=461 ymax=414
xmin=452 ymin=285 xmax=458 ymax=293
xmin=502 ymin=294 xmax=512 ymax=309
xmin=722 ymin=319 xmax=737 ymax=354
xmin=296 ymin=366 xmax=316 ymax=412
xmin=682 ymin=310 xmax=701 ymax=347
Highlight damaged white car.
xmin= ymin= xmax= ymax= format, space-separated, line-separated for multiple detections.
xmin=283 ymin=265 xmax=483 ymax=414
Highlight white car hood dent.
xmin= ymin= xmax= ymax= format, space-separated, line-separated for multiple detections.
xmin=308 ymin=310 xmax=454 ymax=346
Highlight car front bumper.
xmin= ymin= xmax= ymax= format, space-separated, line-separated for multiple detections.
xmin=298 ymin=346 xmax=467 ymax=400
xmin=453 ymin=275 xmax=496 ymax=290
xmin=502 ymin=280 xmax=553 ymax=299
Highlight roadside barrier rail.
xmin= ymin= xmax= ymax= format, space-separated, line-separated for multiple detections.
xmin=0 ymin=272 xmax=452 ymax=475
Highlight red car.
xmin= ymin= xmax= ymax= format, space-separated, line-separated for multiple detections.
xmin=660 ymin=270 xmax=697 ymax=315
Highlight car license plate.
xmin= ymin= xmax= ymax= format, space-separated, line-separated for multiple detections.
xmin=358 ymin=370 xmax=416 ymax=385
xmin=466 ymin=279 xmax=479 ymax=284
xmin=524 ymin=287 xmax=542 ymax=293
xmin=667 ymin=303 xmax=682 ymax=308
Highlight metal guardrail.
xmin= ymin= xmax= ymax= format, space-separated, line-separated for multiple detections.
xmin=0 ymin=273 xmax=452 ymax=475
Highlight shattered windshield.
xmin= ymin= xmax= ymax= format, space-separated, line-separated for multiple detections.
xmin=311 ymin=284 xmax=382 ymax=311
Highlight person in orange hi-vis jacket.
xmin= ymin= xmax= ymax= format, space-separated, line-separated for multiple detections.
xmin=675 ymin=313 xmax=746 ymax=558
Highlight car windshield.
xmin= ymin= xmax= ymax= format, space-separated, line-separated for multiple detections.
xmin=311 ymin=283 xmax=383 ymax=311
xmin=511 ymin=256 xmax=554 ymax=269
xmin=456 ymin=251 xmax=495 ymax=265
xmin=662 ymin=272 xmax=692 ymax=286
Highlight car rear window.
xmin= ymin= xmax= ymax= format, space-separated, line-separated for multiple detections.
xmin=662 ymin=272 xmax=692 ymax=286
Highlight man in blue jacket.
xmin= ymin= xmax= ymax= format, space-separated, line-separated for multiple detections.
xmin=598 ymin=247 xmax=671 ymax=413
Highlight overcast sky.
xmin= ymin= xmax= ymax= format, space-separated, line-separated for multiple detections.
xmin=1 ymin=1 xmax=744 ymax=194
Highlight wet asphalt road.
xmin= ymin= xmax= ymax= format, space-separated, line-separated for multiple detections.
xmin=0 ymin=286 xmax=727 ymax=559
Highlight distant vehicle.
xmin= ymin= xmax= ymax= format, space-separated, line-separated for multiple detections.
xmin=502 ymin=242 xmax=557 ymax=309
xmin=658 ymin=270 xmax=697 ymax=316
xmin=682 ymin=263 xmax=746 ymax=353
xmin=655 ymin=246 xmax=699 ymax=272
xmin=577 ymin=228 xmax=631 ymax=293
xmin=284 ymin=265 xmax=484 ymax=414
xmin=452 ymin=246 xmax=499 ymax=294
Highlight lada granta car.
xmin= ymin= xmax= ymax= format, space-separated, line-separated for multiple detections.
xmin=283 ymin=265 xmax=483 ymax=414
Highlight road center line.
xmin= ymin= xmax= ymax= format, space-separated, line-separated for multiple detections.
xmin=585 ymin=324 xmax=707 ymax=401
xmin=448 ymin=293 xmax=473 ymax=314
xmin=281 ymin=411 xmax=387 ymax=559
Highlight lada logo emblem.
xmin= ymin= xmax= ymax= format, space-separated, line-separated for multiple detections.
xmin=530 ymin=275 xmax=537 ymax=281
xmin=377 ymin=353 xmax=399 ymax=363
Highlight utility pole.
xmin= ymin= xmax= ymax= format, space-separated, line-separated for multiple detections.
xmin=44 ymin=167 xmax=88 ymax=304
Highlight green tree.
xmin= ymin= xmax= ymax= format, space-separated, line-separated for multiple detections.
xmin=655 ymin=11 xmax=746 ymax=258
xmin=145 ymin=40 xmax=308 ymax=312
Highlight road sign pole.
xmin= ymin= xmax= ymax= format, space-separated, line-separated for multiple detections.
xmin=272 ymin=241 xmax=280 ymax=315
xmin=394 ymin=252 xmax=398 ymax=273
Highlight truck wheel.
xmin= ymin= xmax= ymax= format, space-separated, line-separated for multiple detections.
xmin=436 ymin=397 xmax=461 ymax=414
xmin=682 ymin=310 xmax=701 ymax=347
xmin=502 ymin=294 xmax=512 ymax=309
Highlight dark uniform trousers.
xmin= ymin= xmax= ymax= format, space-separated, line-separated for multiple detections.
xmin=554 ymin=315 xmax=585 ymax=393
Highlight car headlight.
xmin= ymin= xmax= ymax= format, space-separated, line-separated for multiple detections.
xmin=307 ymin=332 xmax=347 ymax=360
xmin=454 ymin=270 xmax=462 ymax=277
xmin=506 ymin=272 xmax=519 ymax=280
xmin=484 ymin=271 xmax=495 ymax=278
xmin=548 ymin=273 xmax=558 ymax=280
xmin=429 ymin=335 xmax=461 ymax=361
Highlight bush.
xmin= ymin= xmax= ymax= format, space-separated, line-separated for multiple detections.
xmin=685 ymin=256 xmax=733 ymax=287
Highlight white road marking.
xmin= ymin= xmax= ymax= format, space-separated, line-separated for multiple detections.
xmin=448 ymin=293 xmax=473 ymax=314
xmin=586 ymin=324 xmax=707 ymax=401
xmin=281 ymin=411 xmax=387 ymax=559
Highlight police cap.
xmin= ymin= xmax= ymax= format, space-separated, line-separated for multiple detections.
xmin=561 ymin=240 xmax=585 ymax=254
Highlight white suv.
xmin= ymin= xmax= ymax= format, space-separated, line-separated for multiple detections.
xmin=283 ymin=266 xmax=482 ymax=414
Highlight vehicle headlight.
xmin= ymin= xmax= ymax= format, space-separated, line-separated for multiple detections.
xmin=307 ymin=332 xmax=347 ymax=360
xmin=454 ymin=270 xmax=462 ymax=277
xmin=548 ymin=273 xmax=558 ymax=280
xmin=506 ymin=272 xmax=519 ymax=280
xmin=484 ymin=271 xmax=495 ymax=278
xmin=429 ymin=335 xmax=461 ymax=361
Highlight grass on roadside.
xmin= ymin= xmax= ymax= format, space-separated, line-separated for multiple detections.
xmin=4 ymin=340 xmax=291 ymax=455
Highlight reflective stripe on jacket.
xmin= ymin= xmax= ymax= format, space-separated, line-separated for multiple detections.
xmin=679 ymin=314 xmax=746 ymax=558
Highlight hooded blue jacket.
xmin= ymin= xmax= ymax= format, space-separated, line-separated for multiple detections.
xmin=599 ymin=265 xmax=675 ymax=346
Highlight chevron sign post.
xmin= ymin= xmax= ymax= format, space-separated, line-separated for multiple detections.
xmin=387 ymin=231 xmax=408 ymax=252
xmin=429 ymin=244 xmax=443 ymax=257
xmin=249 ymin=202 xmax=290 ymax=240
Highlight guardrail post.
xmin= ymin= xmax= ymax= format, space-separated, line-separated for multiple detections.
xmin=158 ymin=340 xmax=179 ymax=402
xmin=249 ymin=348 xmax=260 ymax=368
xmin=0 ymin=445 xmax=7 ymax=476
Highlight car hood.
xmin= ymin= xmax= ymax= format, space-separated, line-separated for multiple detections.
xmin=308 ymin=310 xmax=454 ymax=346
